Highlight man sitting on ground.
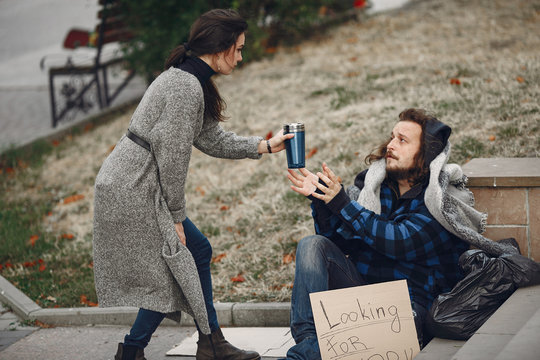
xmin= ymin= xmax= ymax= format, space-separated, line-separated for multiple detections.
xmin=283 ymin=108 xmax=514 ymax=359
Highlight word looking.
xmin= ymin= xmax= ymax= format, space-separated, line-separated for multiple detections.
xmin=320 ymin=299 xmax=401 ymax=333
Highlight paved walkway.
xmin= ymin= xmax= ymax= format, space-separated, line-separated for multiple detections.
xmin=0 ymin=302 xmax=288 ymax=360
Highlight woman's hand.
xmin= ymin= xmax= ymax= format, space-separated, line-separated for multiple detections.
xmin=287 ymin=168 xmax=319 ymax=196
xmin=174 ymin=222 xmax=186 ymax=246
xmin=311 ymin=163 xmax=342 ymax=204
xmin=259 ymin=129 xmax=294 ymax=154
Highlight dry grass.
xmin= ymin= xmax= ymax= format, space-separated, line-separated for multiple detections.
xmin=3 ymin=0 xmax=539 ymax=305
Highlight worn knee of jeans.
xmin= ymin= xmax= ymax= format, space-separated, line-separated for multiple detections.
xmin=296 ymin=235 xmax=327 ymax=272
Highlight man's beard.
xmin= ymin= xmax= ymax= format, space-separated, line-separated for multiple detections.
xmin=386 ymin=152 xmax=417 ymax=181
xmin=386 ymin=166 xmax=417 ymax=181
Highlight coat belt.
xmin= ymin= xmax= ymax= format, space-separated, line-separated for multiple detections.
xmin=126 ymin=130 xmax=150 ymax=151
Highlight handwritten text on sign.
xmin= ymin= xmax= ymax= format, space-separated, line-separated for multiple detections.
xmin=310 ymin=280 xmax=420 ymax=360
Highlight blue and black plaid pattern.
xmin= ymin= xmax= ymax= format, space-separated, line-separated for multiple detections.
xmin=311 ymin=182 xmax=468 ymax=309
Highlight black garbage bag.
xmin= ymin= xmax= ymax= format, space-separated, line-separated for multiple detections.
xmin=426 ymin=249 xmax=540 ymax=340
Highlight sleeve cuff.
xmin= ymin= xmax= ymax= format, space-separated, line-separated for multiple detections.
xmin=327 ymin=186 xmax=350 ymax=214
xmin=171 ymin=209 xmax=186 ymax=224
xmin=250 ymin=136 xmax=264 ymax=159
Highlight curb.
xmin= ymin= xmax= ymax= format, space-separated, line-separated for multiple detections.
xmin=0 ymin=275 xmax=290 ymax=327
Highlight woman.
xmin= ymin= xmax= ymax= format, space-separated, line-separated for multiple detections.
xmin=93 ymin=9 xmax=291 ymax=360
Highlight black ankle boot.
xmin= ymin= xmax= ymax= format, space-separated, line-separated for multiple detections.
xmin=196 ymin=328 xmax=261 ymax=360
xmin=114 ymin=343 xmax=146 ymax=360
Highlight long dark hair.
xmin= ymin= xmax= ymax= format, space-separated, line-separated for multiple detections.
xmin=365 ymin=108 xmax=432 ymax=186
xmin=164 ymin=9 xmax=248 ymax=122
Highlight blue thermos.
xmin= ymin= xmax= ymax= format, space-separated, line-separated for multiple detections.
xmin=283 ymin=123 xmax=305 ymax=169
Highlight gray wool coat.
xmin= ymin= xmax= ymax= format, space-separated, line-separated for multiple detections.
xmin=93 ymin=67 xmax=263 ymax=334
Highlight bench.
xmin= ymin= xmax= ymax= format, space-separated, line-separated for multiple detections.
xmin=40 ymin=0 xmax=135 ymax=127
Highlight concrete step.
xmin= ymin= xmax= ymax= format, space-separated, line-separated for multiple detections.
xmin=452 ymin=284 xmax=540 ymax=360
xmin=417 ymin=284 xmax=540 ymax=360
xmin=414 ymin=338 xmax=465 ymax=360
xmin=494 ymin=307 xmax=540 ymax=360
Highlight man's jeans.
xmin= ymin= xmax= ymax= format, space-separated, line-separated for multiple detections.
xmin=287 ymin=235 xmax=367 ymax=360
xmin=124 ymin=217 xmax=219 ymax=349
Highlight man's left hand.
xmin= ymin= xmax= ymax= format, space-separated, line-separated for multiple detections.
xmin=311 ymin=163 xmax=342 ymax=204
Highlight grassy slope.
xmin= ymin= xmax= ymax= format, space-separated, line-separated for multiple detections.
xmin=1 ymin=0 xmax=538 ymax=307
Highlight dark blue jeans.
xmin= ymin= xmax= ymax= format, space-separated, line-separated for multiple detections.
xmin=286 ymin=235 xmax=367 ymax=360
xmin=286 ymin=235 xmax=429 ymax=359
xmin=124 ymin=217 xmax=219 ymax=349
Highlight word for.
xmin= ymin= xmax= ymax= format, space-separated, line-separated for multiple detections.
xmin=324 ymin=337 xmax=414 ymax=360
xmin=320 ymin=299 xmax=401 ymax=333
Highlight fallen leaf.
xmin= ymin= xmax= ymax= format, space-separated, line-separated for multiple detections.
xmin=51 ymin=140 xmax=60 ymax=147
xmin=6 ymin=167 xmax=14 ymax=174
xmin=109 ymin=145 xmax=116 ymax=152
xmin=0 ymin=264 xmax=3 ymax=270
xmin=61 ymin=233 xmax=75 ymax=240
xmin=349 ymin=56 xmax=358 ymax=62
xmin=29 ymin=235 xmax=39 ymax=246
xmin=489 ymin=135 xmax=496 ymax=141
xmin=282 ymin=253 xmax=295 ymax=264
xmin=450 ymin=78 xmax=461 ymax=85
xmin=211 ymin=253 xmax=227 ymax=263
xmin=38 ymin=259 xmax=44 ymax=264
xmin=39 ymin=264 xmax=46 ymax=272
xmin=306 ymin=147 xmax=318 ymax=159
xmin=23 ymin=261 xmax=37 ymax=268
xmin=516 ymin=76 xmax=525 ymax=83
xmin=5 ymin=262 xmax=13 ymax=268
xmin=220 ymin=205 xmax=230 ymax=211
xmin=63 ymin=194 xmax=85 ymax=204
xmin=195 ymin=186 xmax=206 ymax=196
xmin=35 ymin=320 xmax=54 ymax=328
xmin=231 ymin=274 xmax=245 ymax=283
xmin=318 ymin=6 xmax=328 ymax=16
xmin=265 ymin=47 xmax=277 ymax=54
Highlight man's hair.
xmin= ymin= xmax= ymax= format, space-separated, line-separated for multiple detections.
xmin=365 ymin=108 xmax=435 ymax=186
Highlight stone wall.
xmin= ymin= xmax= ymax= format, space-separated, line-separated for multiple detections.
xmin=462 ymin=158 xmax=540 ymax=260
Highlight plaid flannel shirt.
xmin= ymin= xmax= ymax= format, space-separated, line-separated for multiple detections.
xmin=310 ymin=177 xmax=468 ymax=309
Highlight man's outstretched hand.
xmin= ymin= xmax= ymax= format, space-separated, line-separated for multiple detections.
xmin=311 ymin=163 xmax=342 ymax=204
xmin=287 ymin=168 xmax=318 ymax=196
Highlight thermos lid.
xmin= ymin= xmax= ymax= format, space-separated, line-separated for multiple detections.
xmin=283 ymin=123 xmax=305 ymax=132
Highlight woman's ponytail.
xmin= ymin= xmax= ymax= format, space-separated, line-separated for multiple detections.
xmin=164 ymin=43 xmax=190 ymax=69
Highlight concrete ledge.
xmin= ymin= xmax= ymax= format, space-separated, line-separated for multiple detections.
xmin=232 ymin=302 xmax=290 ymax=327
xmin=0 ymin=276 xmax=41 ymax=320
xmin=0 ymin=275 xmax=290 ymax=327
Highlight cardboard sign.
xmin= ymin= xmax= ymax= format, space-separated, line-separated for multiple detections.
xmin=310 ymin=280 xmax=420 ymax=360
